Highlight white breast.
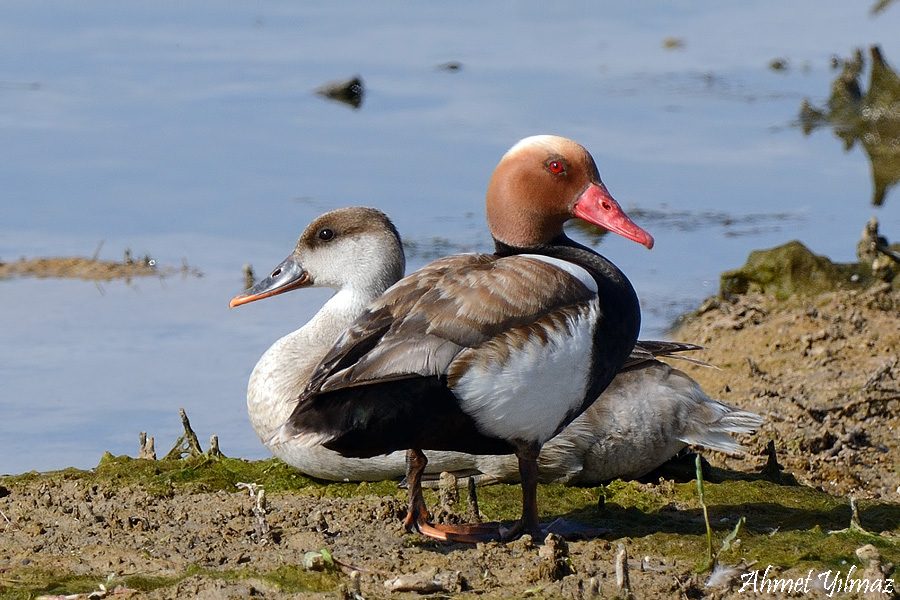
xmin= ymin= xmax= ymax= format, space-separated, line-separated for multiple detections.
xmin=452 ymin=298 xmax=599 ymax=445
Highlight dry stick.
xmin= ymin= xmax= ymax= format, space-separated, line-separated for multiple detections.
xmin=253 ymin=488 xmax=271 ymax=544
xmin=138 ymin=431 xmax=157 ymax=460
xmin=1 ymin=509 xmax=14 ymax=533
xmin=864 ymin=360 xmax=896 ymax=390
xmin=206 ymin=434 xmax=224 ymax=458
xmin=828 ymin=496 xmax=876 ymax=535
xmin=164 ymin=408 xmax=204 ymax=460
xmin=91 ymin=240 xmax=104 ymax=261
xmin=438 ymin=471 xmax=458 ymax=512
xmin=696 ymin=453 xmax=715 ymax=571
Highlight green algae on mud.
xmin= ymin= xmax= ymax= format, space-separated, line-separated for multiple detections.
xmin=718 ymin=239 xmax=900 ymax=300
xmin=0 ymin=453 xmax=401 ymax=499
xmin=469 ymin=470 xmax=900 ymax=571
xmin=0 ymin=564 xmax=340 ymax=599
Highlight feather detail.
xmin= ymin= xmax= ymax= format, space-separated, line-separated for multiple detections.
xmin=269 ymin=425 xmax=334 ymax=449
xmin=300 ymin=253 xmax=596 ymax=398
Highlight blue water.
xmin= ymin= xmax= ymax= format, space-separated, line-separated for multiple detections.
xmin=1 ymin=2 xmax=898 ymax=474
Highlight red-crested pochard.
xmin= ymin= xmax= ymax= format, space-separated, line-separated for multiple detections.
xmin=271 ymin=135 xmax=656 ymax=542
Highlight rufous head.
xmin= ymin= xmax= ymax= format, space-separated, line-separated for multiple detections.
xmin=485 ymin=135 xmax=653 ymax=249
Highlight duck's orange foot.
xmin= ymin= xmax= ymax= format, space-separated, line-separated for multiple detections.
xmin=404 ymin=508 xmax=502 ymax=543
xmin=417 ymin=520 xmax=503 ymax=543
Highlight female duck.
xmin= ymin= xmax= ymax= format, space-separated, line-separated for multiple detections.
xmin=231 ymin=206 xmax=472 ymax=480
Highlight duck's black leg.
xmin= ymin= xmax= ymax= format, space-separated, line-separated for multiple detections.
xmin=501 ymin=441 xmax=543 ymax=541
xmin=403 ymin=448 xmax=430 ymax=532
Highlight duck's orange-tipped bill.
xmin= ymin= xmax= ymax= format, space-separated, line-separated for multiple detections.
xmin=229 ymin=254 xmax=311 ymax=308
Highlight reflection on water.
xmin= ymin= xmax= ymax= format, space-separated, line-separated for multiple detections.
xmin=800 ymin=45 xmax=900 ymax=206
xmin=567 ymin=208 xmax=805 ymax=247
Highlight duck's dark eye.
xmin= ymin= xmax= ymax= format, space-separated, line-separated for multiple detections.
xmin=317 ymin=228 xmax=335 ymax=241
xmin=547 ymin=160 xmax=565 ymax=175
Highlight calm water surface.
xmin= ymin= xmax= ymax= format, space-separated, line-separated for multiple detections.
xmin=2 ymin=2 xmax=898 ymax=474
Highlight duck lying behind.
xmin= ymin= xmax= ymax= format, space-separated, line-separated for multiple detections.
xmin=472 ymin=341 xmax=762 ymax=486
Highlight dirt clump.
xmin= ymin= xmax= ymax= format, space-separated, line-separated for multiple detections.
xmin=675 ymin=283 xmax=900 ymax=502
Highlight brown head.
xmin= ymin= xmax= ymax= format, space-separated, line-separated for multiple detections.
xmin=485 ymin=135 xmax=653 ymax=249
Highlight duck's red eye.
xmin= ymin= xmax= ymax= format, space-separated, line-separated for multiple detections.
xmin=548 ymin=160 xmax=564 ymax=174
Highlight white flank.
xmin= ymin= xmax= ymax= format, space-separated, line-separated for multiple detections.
xmin=453 ymin=299 xmax=599 ymax=444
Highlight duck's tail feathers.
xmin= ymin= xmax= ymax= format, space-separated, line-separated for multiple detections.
xmin=679 ymin=401 xmax=763 ymax=455
xmin=269 ymin=424 xmax=334 ymax=449
xmin=629 ymin=340 xmax=717 ymax=369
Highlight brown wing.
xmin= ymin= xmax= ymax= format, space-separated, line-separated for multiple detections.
xmin=306 ymin=253 xmax=596 ymax=395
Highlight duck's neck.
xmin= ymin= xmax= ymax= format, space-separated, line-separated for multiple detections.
xmin=246 ymin=285 xmax=381 ymax=441
xmin=500 ymin=232 xmax=639 ymax=325
xmin=312 ymin=286 xmax=379 ymax=339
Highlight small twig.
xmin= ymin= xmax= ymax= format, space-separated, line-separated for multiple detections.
xmin=253 ymin=488 xmax=271 ymax=543
xmin=237 ymin=482 xmax=272 ymax=544
xmin=746 ymin=357 xmax=768 ymax=379
xmin=759 ymin=440 xmax=783 ymax=482
xmin=837 ymin=394 xmax=900 ymax=419
xmin=829 ymin=496 xmax=876 ymax=536
xmin=466 ymin=477 xmax=482 ymax=523
xmin=615 ymin=543 xmax=634 ymax=600
xmin=343 ymin=570 xmax=364 ymax=600
xmin=696 ymin=454 xmax=715 ymax=572
xmin=438 ymin=472 xmax=458 ymax=512
xmin=1 ymin=509 xmax=15 ymax=533
xmin=237 ymin=482 xmax=260 ymax=496
xmin=864 ymin=360 xmax=896 ymax=391
xmin=91 ymin=240 xmax=104 ymax=261
xmin=205 ymin=434 xmax=224 ymax=458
